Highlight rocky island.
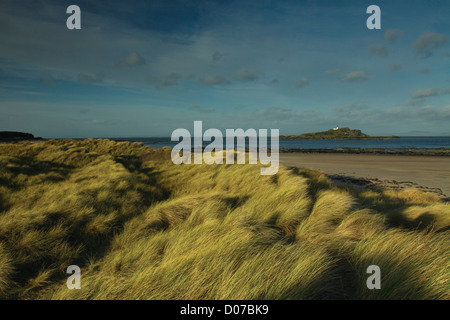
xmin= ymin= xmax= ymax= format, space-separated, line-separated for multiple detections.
xmin=280 ymin=127 xmax=399 ymax=140
xmin=0 ymin=131 xmax=43 ymax=142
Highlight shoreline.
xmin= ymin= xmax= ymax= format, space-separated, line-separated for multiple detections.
xmin=327 ymin=174 xmax=449 ymax=202
xmin=280 ymin=152 xmax=450 ymax=199
xmin=3 ymin=138 xmax=450 ymax=157
xmin=279 ymin=147 xmax=450 ymax=156
xmin=3 ymin=140 xmax=450 ymax=156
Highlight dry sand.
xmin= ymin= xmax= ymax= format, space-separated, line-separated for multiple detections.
xmin=280 ymin=153 xmax=450 ymax=199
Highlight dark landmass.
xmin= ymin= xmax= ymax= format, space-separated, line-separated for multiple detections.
xmin=0 ymin=131 xmax=43 ymax=142
xmin=280 ymin=127 xmax=399 ymax=140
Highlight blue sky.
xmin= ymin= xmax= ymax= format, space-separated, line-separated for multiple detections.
xmin=0 ymin=0 xmax=449 ymax=138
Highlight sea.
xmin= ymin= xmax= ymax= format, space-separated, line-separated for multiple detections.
xmin=111 ymin=136 xmax=450 ymax=150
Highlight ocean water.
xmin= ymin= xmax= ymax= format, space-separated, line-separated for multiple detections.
xmin=112 ymin=136 xmax=450 ymax=150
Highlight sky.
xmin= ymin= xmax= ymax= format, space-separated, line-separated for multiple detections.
xmin=0 ymin=0 xmax=449 ymax=138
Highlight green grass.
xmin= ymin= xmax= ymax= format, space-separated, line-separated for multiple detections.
xmin=0 ymin=139 xmax=448 ymax=300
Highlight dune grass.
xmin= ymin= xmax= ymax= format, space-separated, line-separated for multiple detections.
xmin=0 ymin=139 xmax=448 ymax=300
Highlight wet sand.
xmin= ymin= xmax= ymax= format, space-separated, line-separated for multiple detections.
xmin=280 ymin=153 xmax=450 ymax=198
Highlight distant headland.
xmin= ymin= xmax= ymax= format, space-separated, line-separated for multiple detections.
xmin=280 ymin=127 xmax=399 ymax=140
xmin=0 ymin=131 xmax=43 ymax=142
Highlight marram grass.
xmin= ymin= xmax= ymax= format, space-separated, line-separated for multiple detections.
xmin=0 ymin=139 xmax=448 ymax=300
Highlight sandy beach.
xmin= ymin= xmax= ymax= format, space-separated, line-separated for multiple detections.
xmin=280 ymin=153 xmax=450 ymax=199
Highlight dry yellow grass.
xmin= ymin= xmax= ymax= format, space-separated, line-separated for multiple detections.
xmin=0 ymin=139 xmax=448 ymax=300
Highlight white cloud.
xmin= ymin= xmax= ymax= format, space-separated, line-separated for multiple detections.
xmin=342 ymin=71 xmax=368 ymax=82
xmin=78 ymin=73 xmax=105 ymax=84
xmin=412 ymin=88 xmax=439 ymax=99
xmin=116 ymin=52 xmax=146 ymax=67
xmin=413 ymin=32 xmax=448 ymax=58
xmin=391 ymin=105 xmax=450 ymax=121
xmin=235 ymin=69 xmax=260 ymax=82
xmin=385 ymin=29 xmax=404 ymax=43
xmin=367 ymin=44 xmax=388 ymax=57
